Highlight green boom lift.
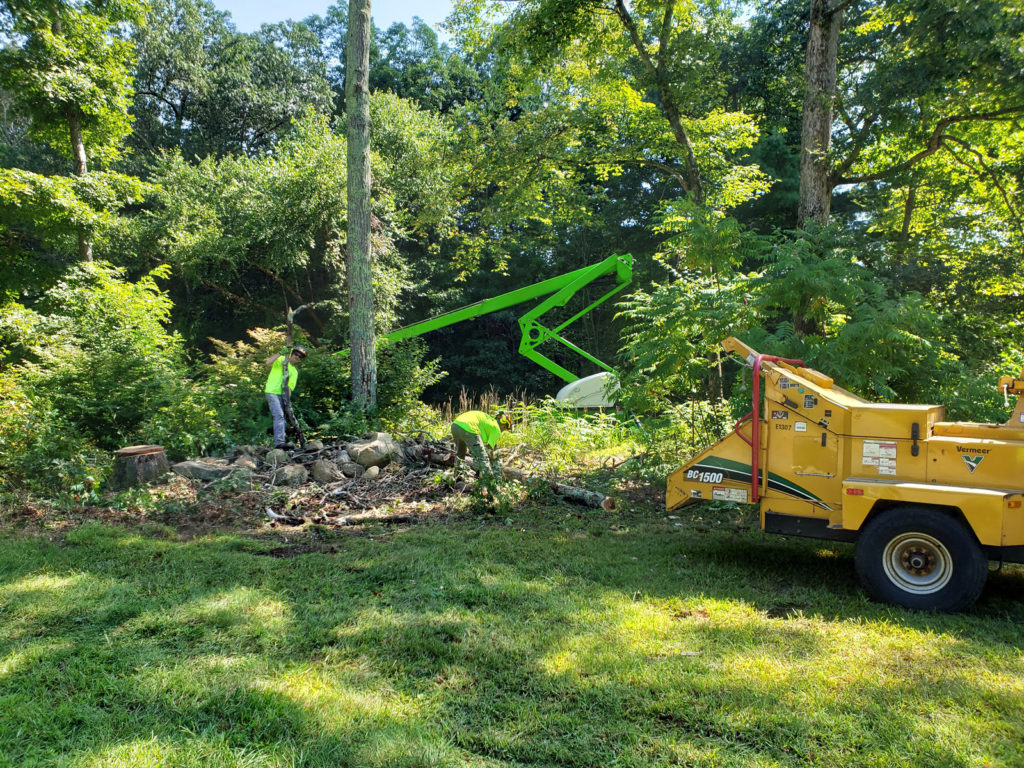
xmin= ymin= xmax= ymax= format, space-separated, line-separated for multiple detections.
xmin=382 ymin=253 xmax=633 ymax=406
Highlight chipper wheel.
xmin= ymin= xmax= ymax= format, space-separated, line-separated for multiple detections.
xmin=854 ymin=506 xmax=988 ymax=612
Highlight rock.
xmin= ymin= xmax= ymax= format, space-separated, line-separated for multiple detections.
xmin=233 ymin=455 xmax=258 ymax=471
xmin=305 ymin=440 xmax=325 ymax=451
xmin=231 ymin=445 xmax=261 ymax=459
xmin=335 ymin=450 xmax=351 ymax=463
xmin=339 ymin=461 xmax=365 ymax=478
xmin=363 ymin=465 xmax=380 ymax=480
xmin=264 ymin=449 xmax=290 ymax=466
xmin=347 ymin=432 xmax=400 ymax=468
xmin=172 ymin=460 xmax=235 ymax=481
xmin=312 ymin=459 xmax=344 ymax=484
xmin=197 ymin=457 xmax=231 ymax=466
xmin=271 ymin=464 xmax=308 ymax=486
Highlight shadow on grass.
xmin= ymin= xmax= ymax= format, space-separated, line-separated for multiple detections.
xmin=0 ymin=516 xmax=1021 ymax=767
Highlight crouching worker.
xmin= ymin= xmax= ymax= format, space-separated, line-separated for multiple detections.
xmin=264 ymin=346 xmax=307 ymax=449
xmin=451 ymin=409 xmax=511 ymax=479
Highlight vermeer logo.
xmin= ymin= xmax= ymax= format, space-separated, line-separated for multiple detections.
xmin=961 ymin=454 xmax=984 ymax=473
xmin=957 ymin=445 xmax=989 ymax=473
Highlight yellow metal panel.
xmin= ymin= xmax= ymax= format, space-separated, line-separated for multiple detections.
xmin=1003 ymin=496 xmax=1024 ymax=546
xmin=761 ymin=497 xmax=833 ymax=522
xmin=840 ymin=478 xmax=1008 ymax=545
xmin=933 ymin=422 xmax=1024 ymax=440
xmin=763 ymin=405 xmax=843 ymax=510
xmin=666 ymin=423 xmax=757 ymax=511
xmin=849 ymin=404 xmax=944 ymax=440
xmin=926 ymin=436 xmax=1024 ymax=491
xmin=849 ymin=437 xmax=930 ymax=483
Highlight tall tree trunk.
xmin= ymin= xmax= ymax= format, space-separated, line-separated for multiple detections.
xmin=67 ymin=107 xmax=92 ymax=261
xmin=346 ymin=0 xmax=377 ymax=412
xmin=797 ymin=0 xmax=844 ymax=227
xmin=53 ymin=17 xmax=93 ymax=262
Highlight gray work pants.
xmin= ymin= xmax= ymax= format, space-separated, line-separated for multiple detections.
xmin=266 ymin=393 xmax=286 ymax=446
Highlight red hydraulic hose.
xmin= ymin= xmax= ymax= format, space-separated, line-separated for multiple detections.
xmin=749 ymin=353 xmax=803 ymax=503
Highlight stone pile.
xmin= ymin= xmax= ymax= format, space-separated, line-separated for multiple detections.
xmin=170 ymin=431 xmax=414 ymax=487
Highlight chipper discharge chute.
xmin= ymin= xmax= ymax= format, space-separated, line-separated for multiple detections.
xmin=667 ymin=337 xmax=1024 ymax=612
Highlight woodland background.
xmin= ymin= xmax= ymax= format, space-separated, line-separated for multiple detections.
xmin=2 ymin=0 xmax=1023 ymax=494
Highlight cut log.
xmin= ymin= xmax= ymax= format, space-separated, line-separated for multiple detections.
xmin=502 ymin=467 xmax=616 ymax=510
xmin=111 ymin=445 xmax=169 ymax=489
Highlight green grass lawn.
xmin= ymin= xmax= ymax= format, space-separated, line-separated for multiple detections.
xmin=1 ymin=501 xmax=1022 ymax=768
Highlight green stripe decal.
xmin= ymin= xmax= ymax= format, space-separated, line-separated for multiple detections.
xmin=690 ymin=456 xmax=824 ymax=504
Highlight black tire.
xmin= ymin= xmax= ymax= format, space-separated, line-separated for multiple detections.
xmin=854 ymin=506 xmax=987 ymax=612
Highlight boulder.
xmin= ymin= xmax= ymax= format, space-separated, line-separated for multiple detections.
xmin=271 ymin=464 xmax=308 ymax=487
xmin=312 ymin=459 xmax=344 ymax=484
xmin=305 ymin=440 xmax=325 ymax=451
xmin=172 ymin=461 xmax=235 ymax=481
xmin=233 ymin=455 xmax=258 ymax=471
xmin=264 ymin=449 xmax=290 ymax=466
xmin=339 ymin=461 xmax=365 ymax=478
xmin=347 ymin=432 xmax=400 ymax=468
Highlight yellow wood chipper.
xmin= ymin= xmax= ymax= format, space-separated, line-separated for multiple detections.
xmin=666 ymin=337 xmax=1024 ymax=612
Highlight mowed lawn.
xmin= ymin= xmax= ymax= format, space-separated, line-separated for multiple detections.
xmin=1 ymin=503 xmax=1022 ymax=768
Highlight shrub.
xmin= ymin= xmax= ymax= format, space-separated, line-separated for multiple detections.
xmin=2 ymin=262 xmax=186 ymax=450
xmin=0 ymin=373 xmax=109 ymax=495
xmin=141 ymin=331 xmax=447 ymax=455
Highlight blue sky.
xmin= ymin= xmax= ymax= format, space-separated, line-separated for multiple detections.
xmin=211 ymin=0 xmax=455 ymax=34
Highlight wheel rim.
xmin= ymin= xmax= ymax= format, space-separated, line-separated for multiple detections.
xmin=882 ymin=532 xmax=953 ymax=594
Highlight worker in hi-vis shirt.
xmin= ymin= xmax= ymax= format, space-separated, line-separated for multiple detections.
xmin=451 ymin=409 xmax=511 ymax=477
xmin=264 ymin=346 xmax=306 ymax=449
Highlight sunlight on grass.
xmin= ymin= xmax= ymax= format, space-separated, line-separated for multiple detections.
xmin=0 ymin=510 xmax=1021 ymax=768
xmin=118 ymin=587 xmax=293 ymax=653
xmin=266 ymin=664 xmax=428 ymax=723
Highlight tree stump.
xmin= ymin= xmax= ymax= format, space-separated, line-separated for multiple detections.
xmin=111 ymin=445 xmax=169 ymax=489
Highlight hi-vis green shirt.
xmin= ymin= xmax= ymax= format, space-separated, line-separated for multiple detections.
xmin=265 ymin=356 xmax=299 ymax=395
xmin=452 ymin=411 xmax=501 ymax=448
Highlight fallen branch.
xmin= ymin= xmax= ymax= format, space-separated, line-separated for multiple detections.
xmin=332 ymin=511 xmax=421 ymax=526
xmin=265 ymin=507 xmax=305 ymax=525
xmin=502 ymin=467 xmax=616 ymax=511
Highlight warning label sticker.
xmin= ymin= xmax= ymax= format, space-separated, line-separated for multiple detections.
xmin=863 ymin=440 xmax=897 ymax=474
xmin=713 ymin=487 xmax=748 ymax=503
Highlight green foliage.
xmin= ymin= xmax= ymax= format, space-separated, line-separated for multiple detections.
xmin=511 ymin=398 xmax=636 ymax=473
xmin=144 ymin=330 xmax=447 ymax=456
xmin=0 ymin=0 xmax=145 ymax=165
xmin=618 ymin=221 xmax=1012 ymax=422
xmin=628 ymin=400 xmax=734 ymax=482
xmin=148 ymin=106 xmax=458 ymax=342
xmin=0 ymin=168 xmax=152 ymax=299
xmin=0 ymin=373 xmax=108 ymax=495
xmin=130 ymin=0 xmax=333 ymax=161
xmin=0 ymin=262 xmax=186 ymax=453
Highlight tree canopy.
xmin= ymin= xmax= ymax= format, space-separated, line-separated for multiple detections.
xmin=2 ymin=0 xmax=1022 ymax=489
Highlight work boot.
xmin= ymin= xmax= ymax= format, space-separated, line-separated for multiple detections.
xmin=275 ymin=442 xmax=297 ymax=451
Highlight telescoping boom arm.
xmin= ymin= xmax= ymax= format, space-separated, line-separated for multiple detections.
xmin=383 ymin=254 xmax=632 ymax=400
